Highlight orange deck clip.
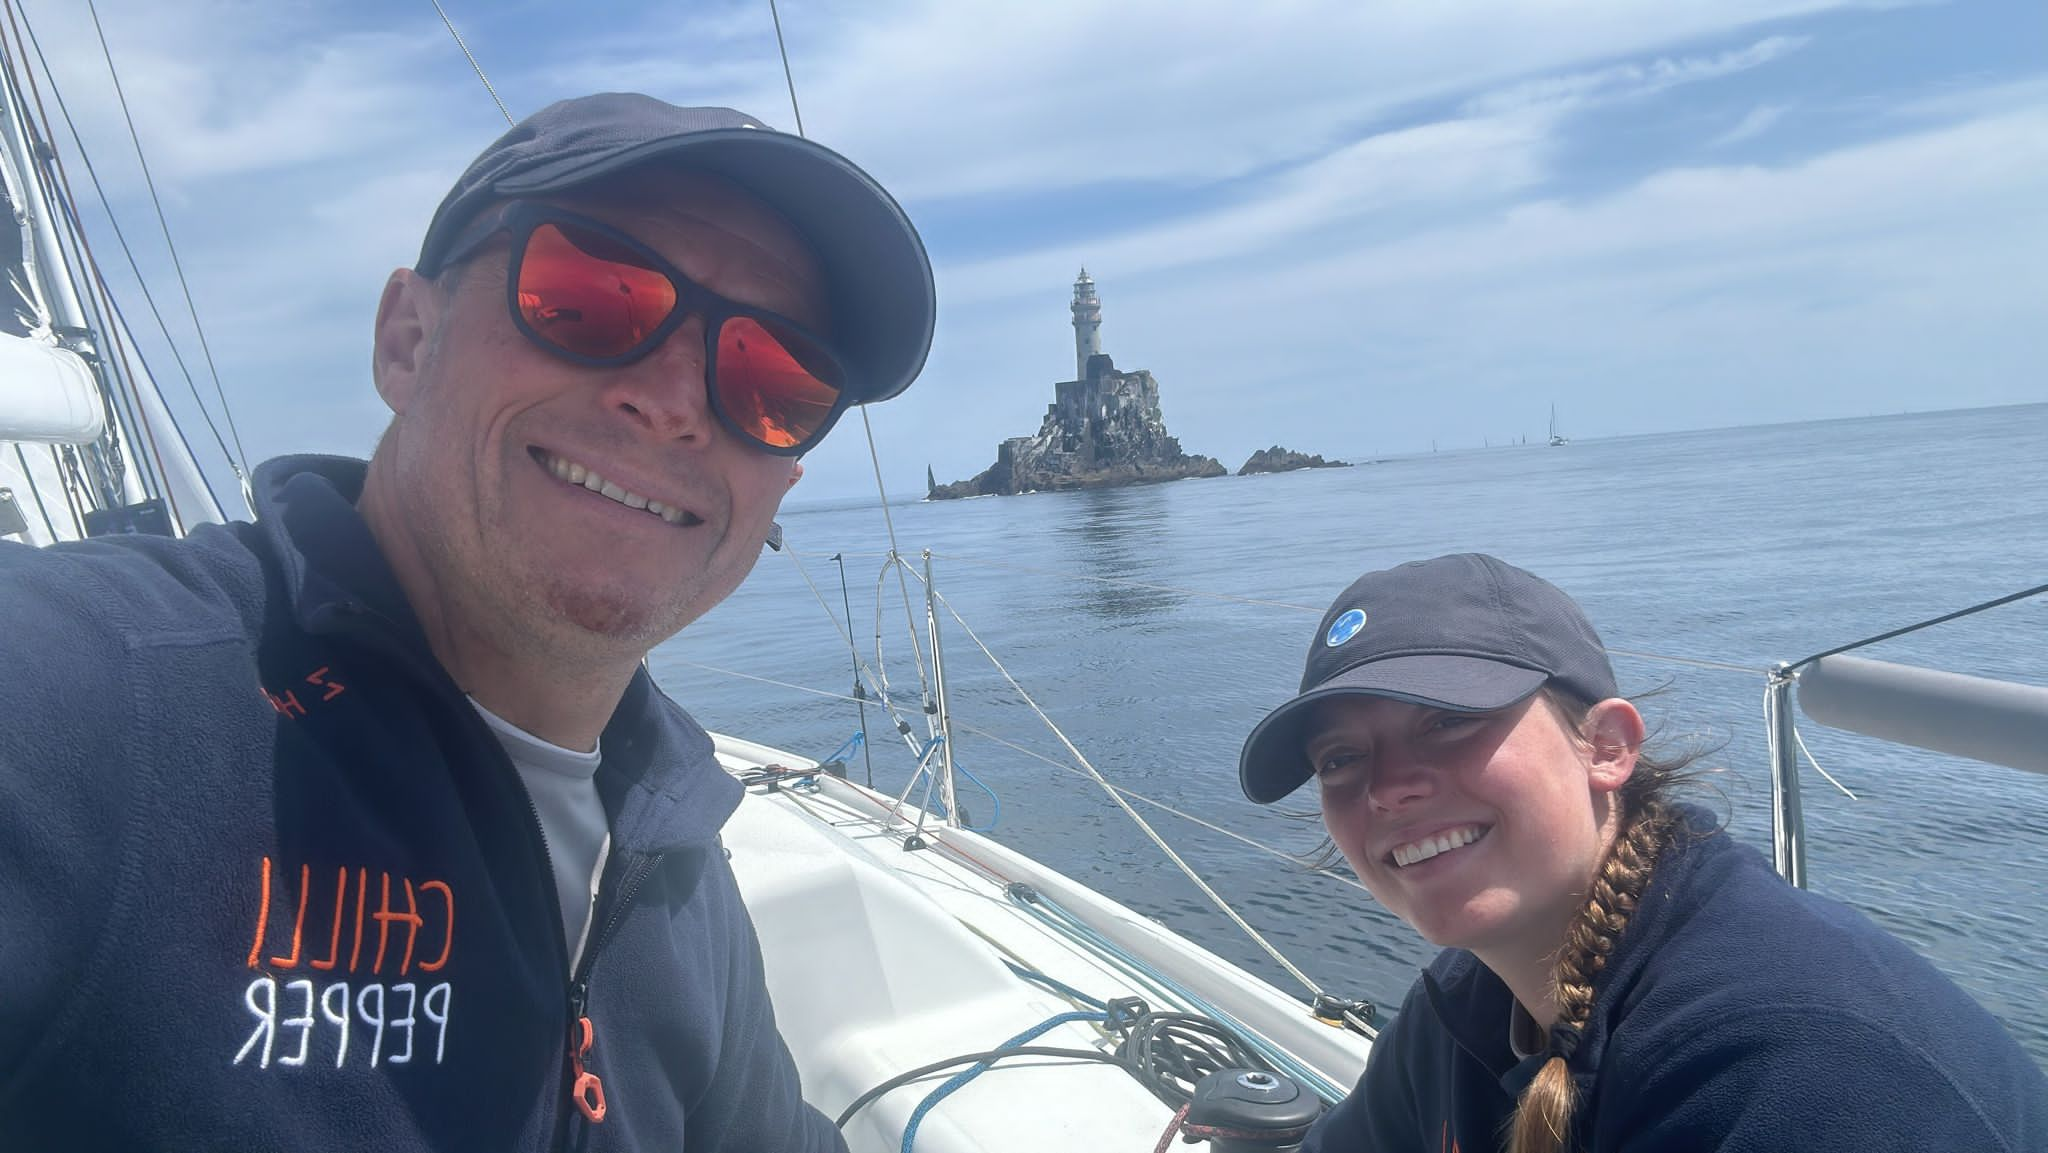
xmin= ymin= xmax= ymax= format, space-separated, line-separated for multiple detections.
xmin=570 ymin=1016 xmax=607 ymax=1123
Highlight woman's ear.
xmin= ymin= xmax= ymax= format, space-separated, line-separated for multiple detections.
xmin=1583 ymin=698 xmax=1646 ymax=795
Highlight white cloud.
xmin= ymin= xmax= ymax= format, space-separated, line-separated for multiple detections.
xmin=1467 ymin=36 xmax=1808 ymax=116
xmin=538 ymin=1 xmax=1868 ymax=201
xmin=941 ymin=109 xmax=1556 ymax=306
xmin=1710 ymin=103 xmax=1789 ymax=147
xmin=869 ymin=91 xmax=2048 ymax=493
xmin=17 ymin=0 xmax=2034 ymax=506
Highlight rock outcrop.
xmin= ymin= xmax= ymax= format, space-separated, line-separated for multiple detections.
xmin=930 ymin=353 xmax=1225 ymax=499
xmin=1236 ymin=446 xmax=1351 ymax=476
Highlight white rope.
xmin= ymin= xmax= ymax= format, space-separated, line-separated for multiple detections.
xmin=778 ymin=546 xmax=927 ymax=752
xmin=856 ymin=409 xmax=932 ymax=706
xmin=1796 ymin=726 xmax=1858 ymax=801
xmin=922 ymin=583 xmax=1329 ymax=999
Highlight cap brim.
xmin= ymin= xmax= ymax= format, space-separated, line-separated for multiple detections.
xmin=495 ymin=129 xmax=935 ymax=405
xmin=1237 ymin=655 xmax=1548 ymax=804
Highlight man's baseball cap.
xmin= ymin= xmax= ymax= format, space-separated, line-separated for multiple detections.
xmin=414 ymin=93 xmax=935 ymax=405
xmin=1239 ymin=553 xmax=1618 ymax=804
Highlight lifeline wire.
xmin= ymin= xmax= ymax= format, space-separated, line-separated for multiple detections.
xmin=679 ymin=650 xmax=1361 ymax=887
xmin=934 ymin=552 xmax=1764 ymax=677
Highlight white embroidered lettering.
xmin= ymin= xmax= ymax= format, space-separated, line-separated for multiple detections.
xmin=422 ymin=982 xmax=452 ymax=1064
xmin=320 ymin=981 xmax=352 ymax=1068
xmin=357 ymin=983 xmax=386 ymax=1067
xmin=388 ymin=983 xmax=417 ymax=1064
xmin=232 ymin=978 xmax=451 ymax=1070
xmin=279 ymin=979 xmax=316 ymax=1067
xmin=234 ymin=977 xmax=277 ymax=1068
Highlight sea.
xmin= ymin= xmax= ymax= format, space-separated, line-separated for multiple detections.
xmin=651 ymin=402 xmax=2048 ymax=1067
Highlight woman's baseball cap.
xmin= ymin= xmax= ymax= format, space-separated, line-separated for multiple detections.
xmin=1239 ymin=553 xmax=1617 ymax=804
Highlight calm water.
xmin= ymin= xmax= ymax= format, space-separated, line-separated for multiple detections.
xmin=653 ymin=403 xmax=2048 ymax=1066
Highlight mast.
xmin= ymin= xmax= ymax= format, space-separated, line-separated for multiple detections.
xmin=0 ymin=30 xmax=225 ymax=543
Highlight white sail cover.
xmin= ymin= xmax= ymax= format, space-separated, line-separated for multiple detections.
xmin=0 ymin=332 xmax=104 ymax=443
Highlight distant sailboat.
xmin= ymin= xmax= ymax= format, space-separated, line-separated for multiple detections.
xmin=1548 ymin=404 xmax=1569 ymax=447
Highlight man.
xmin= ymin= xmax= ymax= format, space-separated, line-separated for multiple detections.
xmin=0 ymin=93 xmax=934 ymax=1151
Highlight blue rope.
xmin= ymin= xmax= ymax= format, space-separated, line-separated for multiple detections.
xmin=820 ymin=730 xmax=865 ymax=766
xmin=899 ymin=1010 xmax=1106 ymax=1152
xmin=900 ymin=734 xmax=1003 ymax=831
xmin=952 ymin=761 xmax=1002 ymax=830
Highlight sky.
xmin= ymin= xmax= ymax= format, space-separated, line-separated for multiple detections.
xmin=18 ymin=0 xmax=2048 ymax=507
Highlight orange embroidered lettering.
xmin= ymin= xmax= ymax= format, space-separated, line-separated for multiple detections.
xmin=269 ymin=863 xmax=310 ymax=968
xmin=418 ymin=880 xmax=454 ymax=972
xmin=306 ymin=666 xmax=346 ymax=702
xmin=247 ymin=856 xmax=273 ymax=969
xmin=350 ymin=867 xmax=368 ymax=973
xmin=396 ymin=879 xmax=425 ymax=976
xmin=265 ymin=689 xmax=306 ymax=718
xmin=312 ymin=867 xmax=348 ymax=971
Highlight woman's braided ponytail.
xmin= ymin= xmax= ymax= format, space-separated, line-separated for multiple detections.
xmin=1506 ymin=691 xmax=1690 ymax=1153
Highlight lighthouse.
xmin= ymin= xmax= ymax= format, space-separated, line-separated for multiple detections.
xmin=1070 ymin=267 xmax=1102 ymax=381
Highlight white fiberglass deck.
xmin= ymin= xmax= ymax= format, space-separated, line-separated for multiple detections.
xmin=713 ymin=733 xmax=1372 ymax=1153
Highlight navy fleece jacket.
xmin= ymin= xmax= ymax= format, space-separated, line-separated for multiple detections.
xmin=1304 ymin=809 xmax=2048 ymax=1152
xmin=0 ymin=456 xmax=843 ymax=1153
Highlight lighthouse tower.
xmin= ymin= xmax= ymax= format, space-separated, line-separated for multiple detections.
xmin=1070 ymin=267 xmax=1102 ymax=381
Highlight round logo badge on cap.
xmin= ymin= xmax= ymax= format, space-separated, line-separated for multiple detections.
xmin=1325 ymin=608 xmax=1367 ymax=647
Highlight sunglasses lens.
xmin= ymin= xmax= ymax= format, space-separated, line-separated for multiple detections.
xmin=516 ymin=222 xmax=677 ymax=359
xmin=715 ymin=316 xmax=843 ymax=450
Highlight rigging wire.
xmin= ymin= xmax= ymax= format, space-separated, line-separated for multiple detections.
xmin=758 ymin=0 xmax=934 ymax=709
xmin=778 ymin=542 xmax=932 ymax=759
xmin=11 ymin=444 xmax=60 ymax=540
xmin=950 ymin=719 xmax=1369 ymax=894
xmin=82 ymin=0 xmax=249 ymax=481
xmin=681 ymin=651 xmax=1370 ymax=891
xmin=868 ymin=412 xmax=936 ymax=708
xmin=426 ymin=0 xmax=514 ymax=127
xmin=0 ymin=0 xmax=173 ymax=520
xmin=766 ymin=0 xmax=935 ymax=709
xmin=765 ymin=0 xmax=805 ymax=136
xmin=1785 ymin=581 xmax=2048 ymax=672
xmin=8 ymin=2 xmax=241 ymax=513
xmin=832 ymin=552 xmax=878 ymax=787
xmin=915 ymin=572 xmax=1330 ymax=1001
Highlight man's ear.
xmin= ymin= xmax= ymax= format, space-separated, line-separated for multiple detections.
xmin=786 ymin=460 xmax=804 ymax=491
xmin=1583 ymin=697 xmax=1646 ymax=795
xmin=372 ymin=269 xmax=438 ymax=415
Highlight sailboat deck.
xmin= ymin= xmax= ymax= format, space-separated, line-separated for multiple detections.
xmin=712 ymin=733 xmax=1372 ymax=1152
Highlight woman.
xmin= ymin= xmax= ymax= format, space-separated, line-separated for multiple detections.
xmin=1238 ymin=553 xmax=2046 ymax=1152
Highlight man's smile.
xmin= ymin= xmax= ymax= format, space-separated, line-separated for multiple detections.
xmin=530 ymin=447 xmax=704 ymax=527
